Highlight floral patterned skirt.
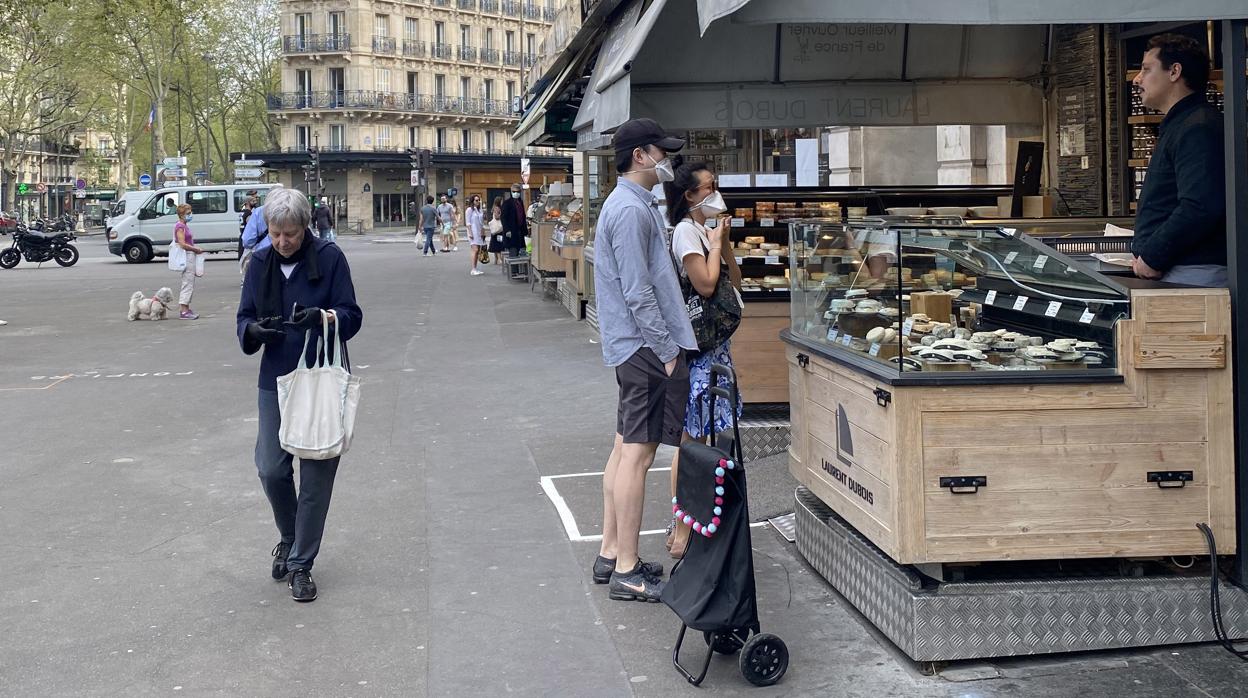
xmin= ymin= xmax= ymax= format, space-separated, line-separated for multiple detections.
xmin=684 ymin=341 xmax=743 ymax=439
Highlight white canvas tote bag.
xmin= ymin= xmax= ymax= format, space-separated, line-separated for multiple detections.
xmin=276 ymin=312 xmax=361 ymax=460
xmin=167 ymin=243 xmax=186 ymax=271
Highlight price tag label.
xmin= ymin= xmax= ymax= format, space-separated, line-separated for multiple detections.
xmin=901 ymin=319 xmax=914 ymax=336
xmin=841 ymin=334 xmax=853 ymax=347
xmin=827 ymin=328 xmax=840 ymax=342
xmin=868 ymin=343 xmax=881 ymax=357
xmin=1012 ymin=295 xmax=1029 ymax=311
xmin=730 ymin=217 xmax=745 ymax=228
xmin=984 ymin=290 xmax=998 ymax=305
xmin=1004 ymin=251 xmax=1019 ymax=265
xmin=765 ymin=255 xmax=780 ymax=264
xmin=1045 ymin=300 xmax=1062 ymax=317
xmin=1079 ymin=308 xmax=1096 ymax=324
xmin=760 ymin=217 xmax=775 ymax=227
xmin=1033 ymin=255 xmax=1049 ymax=271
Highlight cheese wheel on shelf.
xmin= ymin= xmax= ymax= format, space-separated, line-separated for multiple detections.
xmin=744 ymin=236 xmax=766 ymax=245
xmin=759 ymin=242 xmax=780 ymax=250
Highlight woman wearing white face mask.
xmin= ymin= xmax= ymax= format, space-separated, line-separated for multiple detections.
xmin=661 ymin=160 xmax=743 ymax=558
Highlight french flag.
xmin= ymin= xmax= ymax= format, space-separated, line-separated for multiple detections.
xmin=144 ymin=105 xmax=155 ymax=132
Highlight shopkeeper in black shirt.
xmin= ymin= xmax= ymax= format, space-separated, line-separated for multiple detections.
xmin=1130 ymin=33 xmax=1226 ymax=286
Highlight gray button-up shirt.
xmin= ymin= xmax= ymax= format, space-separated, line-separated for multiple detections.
xmin=593 ymin=178 xmax=697 ymax=367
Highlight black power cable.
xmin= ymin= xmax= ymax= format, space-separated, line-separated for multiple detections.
xmin=1196 ymin=523 xmax=1248 ymax=659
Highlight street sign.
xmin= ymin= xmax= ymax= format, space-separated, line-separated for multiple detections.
xmin=74 ymin=178 xmax=86 ymax=190
xmin=139 ymin=173 xmax=152 ymax=188
xmin=74 ymin=191 xmax=86 ymax=199
xmin=163 ymin=156 xmax=188 ymax=168
xmin=163 ymin=167 xmax=187 ymax=178
xmin=16 ymin=183 xmax=29 ymax=195
xmin=410 ymin=169 xmax=421 ymax=186
xmin=234 ymin=159 xmax=264 ymax=168
xmin=36 ymin=183 xmax=47 ymax=194
xmin=193 ymin=170 xmax=208 ymax=178
xmin=234 ymin=168 xmax=264 ymax=179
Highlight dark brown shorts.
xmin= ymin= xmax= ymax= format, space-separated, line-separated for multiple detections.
xmin=615 ymin=347 xmax=690 ymax=447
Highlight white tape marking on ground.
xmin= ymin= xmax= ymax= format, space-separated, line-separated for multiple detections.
xmin=541 ymin=469 xmax=769 ymax=543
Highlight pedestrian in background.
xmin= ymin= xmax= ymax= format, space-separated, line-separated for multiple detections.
xmin=314 ymin=198 xmax=335 ymax=242
xmin=437 ymin=195 xmax=457 ymax=253
xmin=488 ymin=196 xmax=506 ymax=265
xmin=236 ymin=187 xmax=363 ymax=603
xmin=466 ymin=195 xmax=485 ymax=276
xmin=662 ymin=160 xmax=743 ymax=558
xmin=500 ymin=184 xmax=528 ymax=257
xmin=420 ymin=196 xmax=438 ymax=256
xmin=591 ymin=118 xmax=692 ymax=602
xmin=173 ymin=203 xmax=204 ymax=320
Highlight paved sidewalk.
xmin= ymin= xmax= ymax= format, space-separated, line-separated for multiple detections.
xmin=2 ymin=240 xmax=1248 ymax=696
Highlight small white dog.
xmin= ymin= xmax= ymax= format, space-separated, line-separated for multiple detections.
xmin=128 ymin=288 xmax=175 ymax=321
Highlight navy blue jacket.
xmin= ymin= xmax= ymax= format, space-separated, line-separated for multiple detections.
xmin=1131 ymin=93 xmax=1226 ymax=271
xmin=236 ymin=238 xmax=363 ymax=390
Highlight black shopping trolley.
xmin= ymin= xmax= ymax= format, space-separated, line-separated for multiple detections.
xmin=661 ymin=363 xmax=789 ymax=687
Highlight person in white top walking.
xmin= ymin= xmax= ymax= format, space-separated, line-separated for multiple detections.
xmin=466 ymin=195 xmax=486 ymax=275
xmin=662 ymin=160 xmax=744 ymax=558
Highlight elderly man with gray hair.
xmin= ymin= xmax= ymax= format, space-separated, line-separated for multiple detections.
xmin=236 ymin=187 xmax=363 ymax=602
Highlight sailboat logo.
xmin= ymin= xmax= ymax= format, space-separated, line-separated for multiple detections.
xmin=835 ymin=403 xmax=854 ymax=466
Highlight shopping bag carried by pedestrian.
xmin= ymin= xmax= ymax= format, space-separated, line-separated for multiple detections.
xmin=276 ymin=311 xmax=361 ymax=460
xmin=194 ymin=252 xmax=205 ymax=277
xmin=478 ymin=246 xmax=490 ymax=264
xmin=674 ymin=241 xmax=742 ymax=353
xmin=325 ymin=228 xmax=337 ymax=243
xmin=167 ymin=243 xmax=187 ymax=271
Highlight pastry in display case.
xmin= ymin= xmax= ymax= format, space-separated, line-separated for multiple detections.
xmin=787 ymin=220 xmax=1130 ymax=378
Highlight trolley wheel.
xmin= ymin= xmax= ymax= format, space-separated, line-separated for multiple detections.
xmin=704 ymin=629 xmax=745 ymax=655
xmin=739 ymin=633 xmax=788 ymax=687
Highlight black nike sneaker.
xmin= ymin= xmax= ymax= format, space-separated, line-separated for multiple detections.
xmin=271 ymin=541 xmax=291 ymax=580
xmin=289 ymin=569 xmax=317 ymax=602
xmin=592 ymin=556 xmax=664 ymax=584
xmin=608 ymin=563 xmax=664 ymax=602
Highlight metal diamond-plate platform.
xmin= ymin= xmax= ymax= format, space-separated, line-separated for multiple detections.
xmin=794 ymin=486 xmax=1248 ymax=662
xmin=739 ymin=403 xmax=789 ymax=462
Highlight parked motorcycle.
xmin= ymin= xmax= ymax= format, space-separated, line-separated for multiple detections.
xmin=0 ymin=223 xmax=79 ymax=268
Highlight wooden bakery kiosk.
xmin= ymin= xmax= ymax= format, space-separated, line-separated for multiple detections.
xmin=784 ymin=220 xmax=1235 ymax=568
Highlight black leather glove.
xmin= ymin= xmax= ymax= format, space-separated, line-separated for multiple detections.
xmin=245 ymin=317 xmax=287 ymax=345
xmin=284 ymin=306 xmax=324 ymax=330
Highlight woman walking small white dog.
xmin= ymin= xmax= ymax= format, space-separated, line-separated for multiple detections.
xmin=173 ymin=204 xmax=204 ymax=320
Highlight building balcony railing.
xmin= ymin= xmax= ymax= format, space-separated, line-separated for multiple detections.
xmin=432 ymin=42 xmax=453 ymax=59
xmin=523 ymin=53 xmax=538 ymax=68
xmin=372 ymin=36 xmax=396 ymax=54
xmin=433 ymin=0 xmax=451 ymax=6
xmin=267 ymin=91 xmax=516 ymax=119
xmin=523 ymin=3 xmax=541 ymax=19
xmin=480 ymin=0 xmax=499 ymax=11
xmin=457 ymin=45 xmax=477 ymax=61
xmin=402 ymin=39 xmax=427 ymax=57
xmin=480 ymin=47 xmax=500 ymax=64
xmin=502 ymin=0 xmax=520 ymax=17
xmin=284 ymin=33 xmax=351 ymax=53
xmin=502 ymin=50 xmax=521 ymax=66
xmin=543 ymin=6 xmax=558 ymax=21
xmin=457 ymin=0 xmax=476 ymax=9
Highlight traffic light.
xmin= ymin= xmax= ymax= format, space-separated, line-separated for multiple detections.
xmin=308 ymin=145 xmax=319 ymax=170
xmin=407 ymin=147 xmax=420 ymax=169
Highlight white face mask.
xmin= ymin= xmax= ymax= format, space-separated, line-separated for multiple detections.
xmin=644 ymin=151 xmax=674 ymax=183
xmin=693 ymin=190 xmax=726 ymax=216
xmin=511 ymin=191 xmax=521 ymax=198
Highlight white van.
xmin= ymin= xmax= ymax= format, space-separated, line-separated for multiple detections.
xmin=107 ymin=183 xmax=282 ymax=263
xmin=105 ymin=190 xmax=155 ymax=235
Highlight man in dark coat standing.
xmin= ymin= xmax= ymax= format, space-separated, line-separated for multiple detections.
xmin=500 ymin=183 xmax=527 ymax=257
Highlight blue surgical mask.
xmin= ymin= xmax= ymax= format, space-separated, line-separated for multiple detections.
xmin=184 ymin=214 xmax=193 ymax=222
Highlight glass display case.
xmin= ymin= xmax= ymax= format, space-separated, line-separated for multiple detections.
xmin=787 ymin=220 xmax=1131 ymax=381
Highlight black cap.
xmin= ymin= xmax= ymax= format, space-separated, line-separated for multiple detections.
xmin=611 ymin=118 xmax=685 ymax=154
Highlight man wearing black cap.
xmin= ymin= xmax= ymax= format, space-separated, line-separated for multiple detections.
xmin=591 ymin=118 xmax=697 ymax=602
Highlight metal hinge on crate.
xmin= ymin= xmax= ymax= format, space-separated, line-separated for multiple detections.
xmin=873 ymin=388 xmax=891 ymax=407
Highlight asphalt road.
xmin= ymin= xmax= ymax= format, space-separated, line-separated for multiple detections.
xmin=2 ymin=234 xmax=1247 ymax=696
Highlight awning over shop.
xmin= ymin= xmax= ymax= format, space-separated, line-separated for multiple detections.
xmin=696 ymin=0 xmax=1248 ymax=34
xmin=513 ymin=55 xmax=585 ymax=147
xmin=588 ymin=0 xmax=1050 ymax=133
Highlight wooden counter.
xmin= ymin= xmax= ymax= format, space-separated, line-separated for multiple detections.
xmin=786 ymin=286 xmax=1235 ymax=564
xmin=734 ymin=300 xmax=790 ymax=404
